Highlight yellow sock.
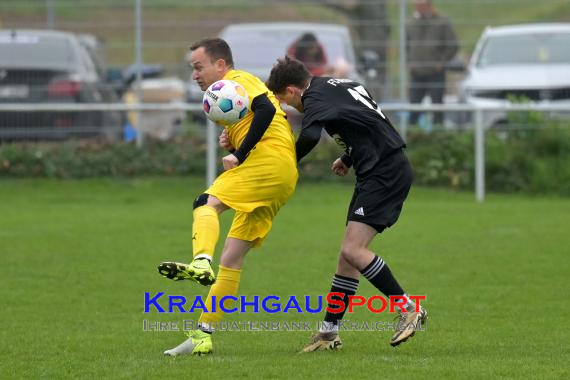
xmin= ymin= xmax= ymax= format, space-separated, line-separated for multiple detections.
xmin=192 ymin=205 xmax=219 ymax=258
xmin=199 ymin=265 xmax=242 ymax=325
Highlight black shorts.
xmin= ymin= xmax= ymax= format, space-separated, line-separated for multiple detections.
xmin=346 ymin=150 xmax=413 ymax=233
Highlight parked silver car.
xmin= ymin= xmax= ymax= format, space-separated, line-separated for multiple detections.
xmin=0 ymin=29 xmax=123 ymax=140
xmin=458 ymin=23 xmax=570 ymax=127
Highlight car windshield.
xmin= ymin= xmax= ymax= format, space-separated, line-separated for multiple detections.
xmin=0 ymin=33 xmax=78 ymax=69
xmin=477 ymin=32 xmax=570 ymax=67
xmin=222 ymin=29 xmax=354 ymax=73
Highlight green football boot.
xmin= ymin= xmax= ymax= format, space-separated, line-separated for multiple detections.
xmin=163 ymin=330 xmax=213 ymax=357
xmin=158 ymin=258 xmax=216 ymax=286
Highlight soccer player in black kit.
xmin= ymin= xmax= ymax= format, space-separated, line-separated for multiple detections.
xmin=267 ymin=56 xmax=427 ymax=352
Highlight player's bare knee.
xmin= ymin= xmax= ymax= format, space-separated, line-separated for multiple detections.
xmin=340 ymin=242 xmax=359 ymax=262
xmin=341 ymin=239 xmax=371 ymax=264
xmin=336 ymin=255 xmax=360 ymax=276
xmin=193 ymin=193 xmax=209 ymax=209
xmin=193 ymin=193 xmax=227 ymax=213
xmin=198 ymin=194 xmax=230 ymax=214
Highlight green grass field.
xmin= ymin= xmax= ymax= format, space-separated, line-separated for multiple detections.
xmin=1 ymin=177 xmax=569 ymax=378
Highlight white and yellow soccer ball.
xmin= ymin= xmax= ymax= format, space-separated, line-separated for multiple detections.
xmin=202 ymin=80 xmax=249 ymax=126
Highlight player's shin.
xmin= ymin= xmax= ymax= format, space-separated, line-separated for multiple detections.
xmin=301 ymin=274 xmax=356 ymax=353
xmin=192 ymin=205 xmax=220 ymax=261
xmin=322 ymin=274 xmax=359 ymax=332
xmin=198 ymin=265 xmax=242 ymax=332
xmin=361 ymin=256 xmax=404 ymax=297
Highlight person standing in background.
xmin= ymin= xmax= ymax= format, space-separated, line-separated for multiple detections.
xmin=407 ymin=0 xmax=458 ymax=126
xmin=287 ymin=32 xmax=329 ymax=76
xmin=327 ymin=0 xmax=390 ymax=100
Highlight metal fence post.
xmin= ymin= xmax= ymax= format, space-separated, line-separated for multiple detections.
xmin=134 ymin=0 xmax=144 ymax=148
xmin=399 ymin=0 xmax=407 ymax=102
xmin=206 ymin=120 xmax=217 ymax=187
xmin=46 ymin=0 xmax=55 ymax=29
xmin=474 ymin=108 xmax=485 ymax=202
xmin=398 ymin=0 xmax=408 ymax=141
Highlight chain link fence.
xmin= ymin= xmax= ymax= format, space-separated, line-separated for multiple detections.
xmin=0 ymin=0 xmax=569 ymax=197
xmin=2 ymin=0 xmax=568 ymax=96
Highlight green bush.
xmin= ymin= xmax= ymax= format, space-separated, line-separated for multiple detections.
xmin=0 ymin=137 xmax=206 ymax=178
xmin=405 ymin=117 xmax=570 ymax=196
xmin=295 ymin=118 xmax=570 ymax=196
xmin=406 ymin=130 xmax=474 ymax=190
xmin=1 ymin=119 xmax=569 ymax=196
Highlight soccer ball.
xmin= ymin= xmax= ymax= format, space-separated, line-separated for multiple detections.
xmin=203 ymin=80 xmax=249 ymax=125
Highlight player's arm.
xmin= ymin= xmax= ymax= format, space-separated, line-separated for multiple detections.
xmin=295 ymin=121 xmax=323 ymax=162
xmin=231 ymin=94 xmax=276 ymax=163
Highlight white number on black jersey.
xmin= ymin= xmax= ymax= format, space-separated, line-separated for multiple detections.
xmin=347 ymin=85 xmax=386 ymax=119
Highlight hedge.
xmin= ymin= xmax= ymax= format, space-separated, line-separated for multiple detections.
xmin=1 ymin=118 xmax=569 ymax=196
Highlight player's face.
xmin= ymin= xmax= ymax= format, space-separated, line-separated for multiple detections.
xmin=189 ymin=47 xmax=225 ymax=91
xmin=276 ymin=86 xmax=304 ymax=113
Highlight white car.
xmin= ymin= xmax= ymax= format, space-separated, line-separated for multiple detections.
xmin=459 ymin=23 xmax=570 ymax=127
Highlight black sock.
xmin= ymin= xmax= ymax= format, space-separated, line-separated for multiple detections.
xmin=324 ymin=274 xmax=359 ymax=325
xmin=361 ymin=256 xmax=405 ymax=297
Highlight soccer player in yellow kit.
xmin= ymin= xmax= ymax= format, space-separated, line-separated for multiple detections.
xmin=157 ymin=38 xmax=298 ymax=356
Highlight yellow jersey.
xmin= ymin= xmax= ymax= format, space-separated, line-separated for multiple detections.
xmin=222 ymin=69 xmax=295 ymax=160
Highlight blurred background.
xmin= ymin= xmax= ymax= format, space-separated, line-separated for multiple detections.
xmin=0 ymin=0 xmax=569 ymax=197
xmin=1 ymin=3 xmax=569 ymax=377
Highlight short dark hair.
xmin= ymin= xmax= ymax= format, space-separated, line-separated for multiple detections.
xmin=267 ymin=56 xmax=311 ymax=94
xmin=190 ymin=37 xmax=234 ymax=67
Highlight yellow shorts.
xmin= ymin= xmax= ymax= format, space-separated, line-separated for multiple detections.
xmin=205 ymin=144 xmax=298 ymax=247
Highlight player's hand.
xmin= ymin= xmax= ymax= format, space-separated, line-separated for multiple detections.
xmin=222 ymin=154 xmax=240 ymax=171
xmin=219 ymin=129 xmax=234 ymax=151
xmin=331 ymin=158 xmax=349 ymax=177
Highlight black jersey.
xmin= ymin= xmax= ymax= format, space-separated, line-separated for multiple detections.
xmin=297 ymin=76 xmax=405 ymax=177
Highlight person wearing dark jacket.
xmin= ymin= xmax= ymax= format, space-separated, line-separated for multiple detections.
xmin=407 ymin=0 xmax=459 ymax=125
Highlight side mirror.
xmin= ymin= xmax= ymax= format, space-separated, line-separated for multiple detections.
xmin=106 ymin=67 xmax=124 ymax=83
xmin=445 ymin=57 xmax=466 ymax=73
xmin=105 ymin=67 xmax=126 ymax=96
xmin=123 ymin=64 xmax=164 ymax=87
xmin=360 ymin=50 xmax=380 ymax=79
